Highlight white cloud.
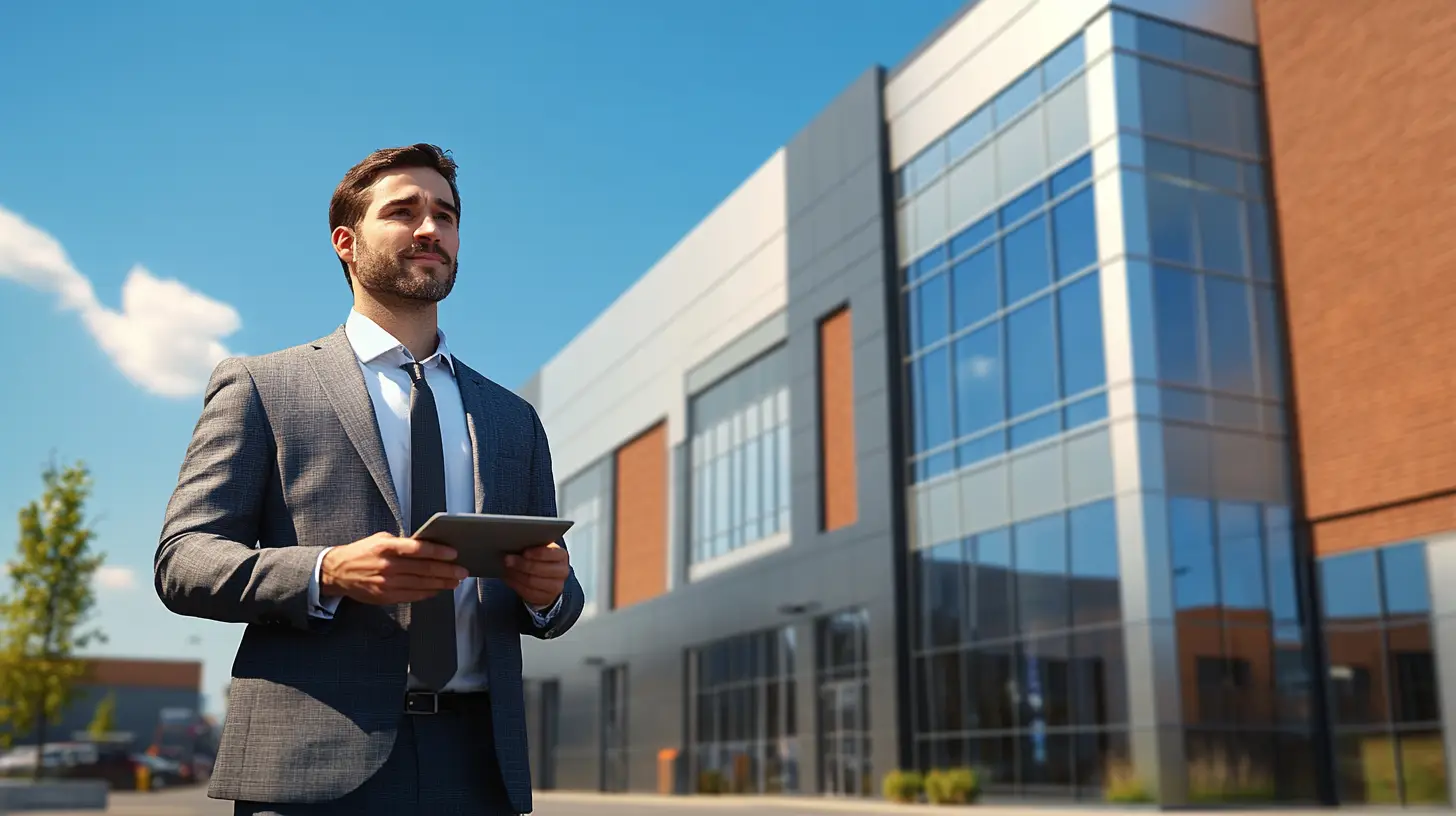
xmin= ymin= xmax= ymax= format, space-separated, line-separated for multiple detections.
xmin=0 ymin=205 xmax=241 ymax=398
xmin=94 ymin=566 xmax=136 ymax=591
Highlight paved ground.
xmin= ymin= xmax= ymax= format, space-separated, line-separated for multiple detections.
xmin=41 ymin=786 xmax=992 ymax=815
xmin=42 ymin=786 xmax=1405 ymax=816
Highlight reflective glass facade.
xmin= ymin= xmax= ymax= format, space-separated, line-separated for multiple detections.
xmin=690 ymin=627 xmax=801 ymax=794
xmin=1320 ymin=542 xmax=1447 ymax=805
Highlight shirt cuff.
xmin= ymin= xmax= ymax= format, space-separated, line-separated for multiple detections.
xmin=524 ymin=594 xmax=563 ymax=626
xmin=309 ymin=547 xmax=344 ymax=619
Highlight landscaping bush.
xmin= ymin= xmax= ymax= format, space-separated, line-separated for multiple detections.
xmin=882 ymin=769 xmax=925 ymax=803
xmin=925 ymin=767 xmax=979 ymax=804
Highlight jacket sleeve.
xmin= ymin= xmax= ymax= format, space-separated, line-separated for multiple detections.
xmin=517 ymin=405 xmax=584 ymax=640
xmin=154 ymin=357 xmax=328 ymax=632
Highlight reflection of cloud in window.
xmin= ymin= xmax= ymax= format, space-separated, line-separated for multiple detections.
xmin=960 ymin=354 xmax=996 ymax=379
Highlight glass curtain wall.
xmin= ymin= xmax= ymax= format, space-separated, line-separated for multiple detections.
xmin=690 ymin=627 xmax=799 ymax=794
xmin=1319 ymin=541 xmax=1447 ymax=805
xmin=1116 ymin=11 xmax=1317 ymax=803
xmin=899 ymin=23 xmax=1137 ymax=798
xmin=689 ymin=347 xmax=791 ymax=568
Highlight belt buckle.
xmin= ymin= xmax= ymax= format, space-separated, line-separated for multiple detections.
xmin=406 ymin=691 xmax=439 ymax=715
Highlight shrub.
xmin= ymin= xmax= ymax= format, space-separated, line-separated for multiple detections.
xmin=697 ymin=769 xmax=727 ymax=794
xmin=882 ymin=769 xmax=925 ymax=803
xmin=926 ymin=767 xmax=979 ymax=804
xmin=1104 ymin=760 xmax=1155 ymax=804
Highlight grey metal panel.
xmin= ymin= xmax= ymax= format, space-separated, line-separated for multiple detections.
xmin=684 ymin=310 xmax=789 ymax=396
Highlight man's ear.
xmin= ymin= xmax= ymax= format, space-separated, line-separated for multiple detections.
xmin=332 ymin=225 xmax=355 ymax=265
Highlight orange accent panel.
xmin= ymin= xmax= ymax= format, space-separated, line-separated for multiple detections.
xmin=820 ymin=308 xmax=858 ymax=531
xmin=613 ymin=421 xmax=668 ymax=608
xmin=1255 ymin=0 xmax=1456 ymax=552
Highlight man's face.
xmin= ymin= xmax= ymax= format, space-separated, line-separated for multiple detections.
xmin=346 ymin=167 xmax=460 ymax=303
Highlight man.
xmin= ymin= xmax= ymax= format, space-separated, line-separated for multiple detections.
xmin=155 ymin=143 xmax=584 ymax=815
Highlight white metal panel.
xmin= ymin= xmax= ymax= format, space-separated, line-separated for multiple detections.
xmin=533 ymin=150 xmax=789 ymax=484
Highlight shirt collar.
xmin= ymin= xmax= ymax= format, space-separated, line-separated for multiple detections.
xmin=344 ymin=309 xmax=456 ymax=375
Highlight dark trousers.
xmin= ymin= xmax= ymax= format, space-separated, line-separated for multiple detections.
xmin=233 ymin=694 xmax=514 ymax=816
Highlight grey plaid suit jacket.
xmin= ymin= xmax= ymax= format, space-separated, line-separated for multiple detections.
xmin=154 ymin=326 xmax=584 ymax=813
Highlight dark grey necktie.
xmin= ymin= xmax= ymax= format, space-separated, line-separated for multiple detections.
xmin=403 ymin=361 xmax=457 ymax=691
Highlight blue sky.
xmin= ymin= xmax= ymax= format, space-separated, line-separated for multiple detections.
xmin=0 ymin=0 xmax=967 ymax=716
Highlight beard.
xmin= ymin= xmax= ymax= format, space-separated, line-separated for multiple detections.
xmin=351 ymin=235 xmax=458 ymax=303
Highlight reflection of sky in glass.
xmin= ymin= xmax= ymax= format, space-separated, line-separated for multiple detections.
xmin=1320 ymin=550 xmax=1380 ymax=620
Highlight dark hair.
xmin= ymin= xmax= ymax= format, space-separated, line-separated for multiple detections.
xmin=329 ymin=143 xmax=461 ymax=285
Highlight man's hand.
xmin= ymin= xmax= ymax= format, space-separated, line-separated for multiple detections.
xmin=320 ymin=532 xmax=465 ymax=605
xmin=503 ymin=543 xmax=570 ymax=608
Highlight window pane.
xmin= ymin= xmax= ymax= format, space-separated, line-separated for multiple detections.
xmin=1139 ymin=61 xmax=1189 ymax=140
xmin=1170 ymin=497 xmax=1216 ymax=609
xmin=1044 ymin=33 xmax=1085 ymax=88
xmin=1004 ymin=215 xmax=1051 ymax=303
xmin=974 ymin=529 xmax=1014 ymax=642
xmin=1007 ymin=296 xmax=1058 ymax=416
xmin=1253 ymin=286 xmax=1284 ymax=399
xmin=995 ymin=68 xmax=1042 ymax=124
xmin=1187 ymin=74 xmax=1239 ymax=152
xmin=1051 ymin=154 xmax=1093 ymax=197
xmin=948 ymin=107 xmax=993 ymax=162
xmin=1264 ymin=505 xmax=1299 ymax=623
xmin=1154 ymin=266 xmax=1202 ymax=386
xmin=948 ymin=147 xmax=997 ymax=231
xmin=1016 ymin=514 xmax=1068 ymax=635
xmin=1321 ymin=551 xmax=1380 ymax=620
xmin=952 ymin=245 xmax=999 ymax=330
xmin=1148 ymin=179 xmax=1195 ymax=264
xmin=1248 ymin=200 xmax=1274 ymax=281
xmin=1046 ymin=74 xmax=1091 ymax=164
xmin=1382 ymin=543 xmax=1431 ymax=617
xmin=1197 ymin=191 xmax=1245 ymax=275
xmin=954 ymin=324 xmax=1004 ymax=438
xmin=951 ymin=214 xmax=996 ymax=259
xmin=921 ymin=542 xmax=966 ymax=649
xmin=1052 ymin=187 xmax=1098 ymax=277
xmin=1217 ymin=502 xmax=1265 ymax=609
xmin=1194 ymin=152 xmax=1242 ymax=193
xmin=919 ymin=348 xmax=953 ymax=450
xmin=997 ymin=107 xmax=1048 ymax=198
xmin=915 ymin=272 xmax=950 ymax=349
xmin=1069 ymin=500 xmax=1120 ymax=625
xmin=1058 ymin=272 xmax=1105 ymax=396
xmin=1205 ymin=277 xmax=1257 ymax=394
xmin=1002 ymin=184 xmax=1047 ymax=226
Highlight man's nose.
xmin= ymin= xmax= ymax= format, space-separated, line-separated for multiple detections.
xmin=415 ymin=216 xmax=439 ymax=241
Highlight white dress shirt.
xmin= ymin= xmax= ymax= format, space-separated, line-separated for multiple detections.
xmin=306 ymin=309 xmax=560 ymax=692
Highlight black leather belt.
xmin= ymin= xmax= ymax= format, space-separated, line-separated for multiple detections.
xmin=404 ymin=690 xmax=489 ymax=715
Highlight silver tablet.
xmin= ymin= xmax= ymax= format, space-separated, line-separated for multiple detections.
xmin=411 ymin=512 xmax=575 ymax=580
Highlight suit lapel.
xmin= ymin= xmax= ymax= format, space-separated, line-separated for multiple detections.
xmin=455 ymin=362 xmax=501 ymax=607
xmin=308 ymin=327 xmax=406 ymax=533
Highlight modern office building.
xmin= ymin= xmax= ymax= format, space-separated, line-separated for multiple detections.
xmin=517 ymin=0 xmax=1455 ymax=806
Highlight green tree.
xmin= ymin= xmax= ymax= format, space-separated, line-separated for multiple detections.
xmin=87 ymin=691 xmax=117 ymax=739
xmin=0 ymin=460 xmax=106 ymax=777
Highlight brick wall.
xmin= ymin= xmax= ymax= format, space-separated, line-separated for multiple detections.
xmin=1256 ymin=0 xmax=1456 ymax=553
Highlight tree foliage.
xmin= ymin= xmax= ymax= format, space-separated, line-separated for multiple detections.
xmin=0 ymin=460 xmax=106 ymax=764
xmin=87 ymin=691 xmax=117 ymax=739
